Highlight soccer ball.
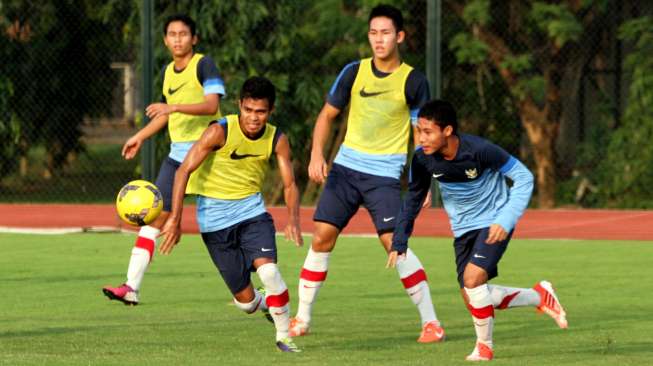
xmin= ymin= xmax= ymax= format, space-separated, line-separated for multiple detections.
xmin=116 ymin=180 xmax=163 ymax=226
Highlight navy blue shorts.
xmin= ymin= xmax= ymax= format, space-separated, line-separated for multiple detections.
xmin=453 ymin=228 xmax=513 ymax=288
xmin=201 ymin=212 xmax=277 ymax=295
xmin=154 ymin=157 xmax=180 ymax=212
xmin=314 ymin=163 xmax=401 ymax=235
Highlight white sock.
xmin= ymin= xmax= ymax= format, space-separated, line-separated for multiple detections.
xmin=396 ymin=249 xmax=438 ymax=325
xmin=296 ymin=248 xmax=330 ymax=324
xmin=465 ymin=284 xmax=494 ymax=348
xmin=257 ymin=263 xmax=290 ymax=341
xmin=126 ymin=225 xmax=159 ymax=291
xmin=488 ymin=284 xmax=540 ymax=309
xmin=233 ymin=290 xmax=265 ymax=314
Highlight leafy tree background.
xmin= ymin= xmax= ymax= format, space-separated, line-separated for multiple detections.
xmin=0 ymin=0 xmax=651 ymax=208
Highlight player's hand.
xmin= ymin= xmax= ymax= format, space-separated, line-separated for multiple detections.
xmin=145 ymin=103 xmax=173 ymax=120
xmin=159 ymin=219 xmax=181 ymax=255
xmin=486 ymin=223 xmax=508 ymax=244
xmin=122 ymin=135 xmax=143 ymax=160
xmin=386 ymin=250 xmax=405 ymax=268
xmin=422 ymin=189 xmax=433 ymax=208
xmin=308 ymin=154 xmax=328 ymax=184
xmin=284 ymin=219 xmax=304 ymax=247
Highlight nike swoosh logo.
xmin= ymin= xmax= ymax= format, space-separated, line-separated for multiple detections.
xmin=433 ymin=173 xmax=444 ymax=178
xmin=359 ymin=87 xmax=391 ymax=98
xmin=383 ymin=217 xmax=395 ymax=222
xmin=168 ymin=82 xmax=187 ymax=95
xmin=230 ymin=151 xmax=262 ymax=160
xmin=261 ymin=248 xmax=274 ymax=252
xmin=303 ymin=285 xmax=319 ymax=289
xmin=273 ymin=310 xmax=288 ymax=315
xmin=434 ymin=329 xmax=444 ymax=338
xmin=473 ymin=254 xmax=486 ymax=259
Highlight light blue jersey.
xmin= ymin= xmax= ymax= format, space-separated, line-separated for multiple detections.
xmin=393 ymin=134 xmax=534 ymax=252
xmin=196 ymin=193 xmax=267 ymax=233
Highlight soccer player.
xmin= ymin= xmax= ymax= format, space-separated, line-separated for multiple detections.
xmin=289 ymin=4 xmax=445 ymax=342
xmin=103 ymin=14 xmax=225 ymax=305
xmin=390 ymin=100 xmax=568 ymax=361
xmin=159 ymin=76 xmax=303 ymax=353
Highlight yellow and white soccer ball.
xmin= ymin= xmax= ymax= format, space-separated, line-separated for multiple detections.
xmin=116 ymin=180 xmax=163 ymax=226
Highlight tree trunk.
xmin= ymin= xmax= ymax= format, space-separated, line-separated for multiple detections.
xmin=519 ymin=100 xmax=558 ymax=208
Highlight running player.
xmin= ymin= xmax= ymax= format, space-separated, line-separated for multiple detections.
xmin=290 ymin=4 xmax=444 ymax=342
xmin=159 ymin=76 xmax=303 ymax=352
xmin=103 ymin=14 xmax=224 ymax=305
xmin=391 ymin=99 xmax=568 ymax=361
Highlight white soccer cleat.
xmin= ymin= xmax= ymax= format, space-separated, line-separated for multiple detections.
xmin=465 ymin=342 xmax=493 ymax=361
xmin=534 ymin=280 xmax=568 ymax=329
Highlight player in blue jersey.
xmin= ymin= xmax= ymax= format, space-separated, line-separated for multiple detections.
xmin=159 ymin=77 xmax=303 ymax=352
xmin=289 ymin=4 xmax=444 ymax=343
xmin=390 ymin=100 xmax=568 ymax=361
xmin=103 ymin=14 xmax=225 ymax=305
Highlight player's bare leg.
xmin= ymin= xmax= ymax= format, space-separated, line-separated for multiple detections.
xmin=102 ymin=212 xmax=169 ymax=305
xmin=380 ymin=233 xmax=444 ymax=343
xmin=290 ymin=221 xmax=339 ymax=337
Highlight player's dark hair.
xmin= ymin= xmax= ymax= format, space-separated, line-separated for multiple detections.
xmin=163 ymin=14 xmax=197 ymax=36
xmin=418 ymin=99 xmax=458 ymax=134
xmin=369 ymin=4 xmax=404 ymax=32
xmin=240 ymin=76 xmax=276 ymax=109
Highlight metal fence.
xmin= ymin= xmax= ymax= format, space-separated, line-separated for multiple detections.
xmin=1 ymin=1 xmax=652 ymax=208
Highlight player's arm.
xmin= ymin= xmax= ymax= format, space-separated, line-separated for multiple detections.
xmin=122 ymin=114 xmax=169 ymax=160
xmin=159 ymin=123 xmax=226 ymax=254
xmin=275 ymin=133 xmax=304 ymax=247
xmin=407 ymin=70 xmax=432 ymax=208
xmin=309 ymin=103 xmax=341 ymax=184
xmin=487 ymin=155 xmax=534 ymax=244
xmin=387 ymin=151 xmax=431 ymax=268
xmin=146 ymin=93 xmax=220 ymax=119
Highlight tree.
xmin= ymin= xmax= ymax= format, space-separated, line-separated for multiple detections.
xmin=446 ymin=0 xmax=614 ymax=207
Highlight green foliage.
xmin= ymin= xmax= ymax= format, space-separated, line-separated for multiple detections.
xmin=530 ymin=3 xmax=582 ymax=48
xmin=449 ymin=33 xmax=488 ymax=64
xmin=589 ymin=17 xmax=653 ymax=207
xmin=1 ymin=1 xmax=129 ymax=177
xmin=0 ymin=75 xmax=20 ymax=177
xmin=513 ymin=75 xmax=546 ymax=103
xmin=462 ymin=0 xmax=490 ymax=26
xmin=500 ymin=54 xmax=533 ymax=74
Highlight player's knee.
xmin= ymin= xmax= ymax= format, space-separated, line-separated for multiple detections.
xmin=311 ymin=232 xmax=336 ymax=252
xmin=462 ymin=272 xmax=486 ymax=289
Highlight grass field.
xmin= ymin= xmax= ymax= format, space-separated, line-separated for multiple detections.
xmin=1 ymin=233 xmax=652 ymax=365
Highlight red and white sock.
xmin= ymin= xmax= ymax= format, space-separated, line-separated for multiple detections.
xmin=396 ymin=249 xmax=438 ymax=324
xmin=296 ymin=248 xmax=330 ymax=325
xmin=257 ymin=263 xmax=290 ymax=341
xmin=488 ymin=284 xmax=540 ymax=309
xmin=125 ymin=225 xmax=159 ymax=291
xmin=465 ymin=284 xmax=494 ymax=349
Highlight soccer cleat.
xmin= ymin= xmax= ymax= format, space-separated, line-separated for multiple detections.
xmin=288 ymin=317 xmax=309 ymax=337
xmin=533 ymin=280 xmax=568 ymax=329
xmin=102 ymin=284 xmax=139 ymax=306
xmin=417 ymin=320 xmax=446 ymax=343
xmin=256 ymin=286 xmax=274 ymax=323
xmin=465 ymin=342 xmax=493 ymax=361
xmin=276 ymin=337 xmax=302 ymax=353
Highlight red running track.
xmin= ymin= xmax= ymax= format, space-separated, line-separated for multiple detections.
xmin=0 ymin=204 xmax=650 ymax=241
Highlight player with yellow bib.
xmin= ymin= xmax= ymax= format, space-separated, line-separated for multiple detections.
xmin=290 ymin=5 xmax=446 ymax=343
xmin=160 ymin=77 xmax=303 ymax=353
xmin=103 ymin=14 xmax=224 ymax=306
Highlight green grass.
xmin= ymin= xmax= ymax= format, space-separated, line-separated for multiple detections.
xmin=1 ymin=234 xmax=652 ymax=365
